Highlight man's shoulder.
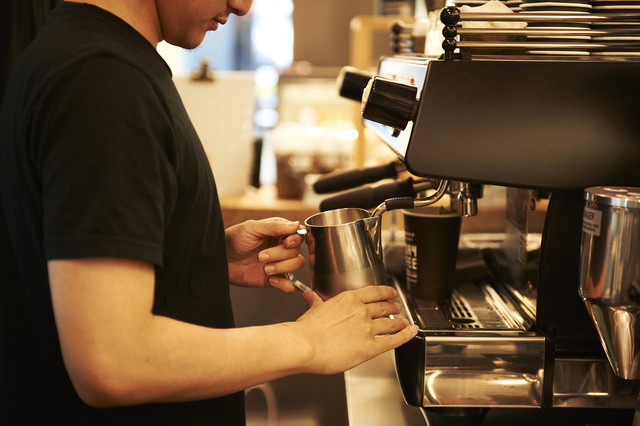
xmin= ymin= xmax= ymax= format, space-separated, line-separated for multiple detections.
xmin=27 ymin=2 xmax=168 ymax=82
xmin=4 ymin=4 xmax=171 ymax=122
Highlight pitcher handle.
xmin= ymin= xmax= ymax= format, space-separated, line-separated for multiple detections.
xmin=280 ymin=229 xmax=312 ymax=293
xmin=286 ymin=272 xmax=312 ymax=293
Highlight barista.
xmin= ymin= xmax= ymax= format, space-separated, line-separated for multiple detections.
xmin=0 ymin=0 xmax=419 ymax=424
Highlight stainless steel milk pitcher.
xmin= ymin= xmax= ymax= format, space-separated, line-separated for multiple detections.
xmin=287 ymin=181 xmax=450 ymax=299
xmin=287 ymin=208 xmax=387 ymax=300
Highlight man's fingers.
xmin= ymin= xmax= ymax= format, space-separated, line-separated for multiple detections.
xmin=268 ymin=276 xmax=298 ymax=294
xmin=356 ymin=285 xmax=398 ymax=304
xmin=373 ymin=323 xmax=419 ymax=350
xmin=368 ymin=301 xmax=403 ymax=319
xmin=253 ymin=218 xmax=300 ymax=238
xmin=263 ymin=254 xmax=305 ymax=276
xmin=371 ymin=317 xmax=410 ymax=336
xmin=259 ymin=244 xmax=302 ymax=264
xmin=281 ymin=232 xmax=304 ymax=249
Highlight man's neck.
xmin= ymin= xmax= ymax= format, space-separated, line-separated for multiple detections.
xmin=64 ymin=0 xmax=161 ymax=46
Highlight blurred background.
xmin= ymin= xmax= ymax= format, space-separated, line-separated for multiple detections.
xmin=159 ymin=0 xmax=427 ymax=200
xmin=1 ymin=2 xmax=427 ymax=425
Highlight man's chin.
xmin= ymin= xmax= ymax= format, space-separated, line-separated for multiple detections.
xmin=165 ymin=34 xmax=207 ymax=50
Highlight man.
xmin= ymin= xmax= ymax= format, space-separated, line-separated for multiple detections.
xmin=0 ymin=0 xmax=418 ymax=424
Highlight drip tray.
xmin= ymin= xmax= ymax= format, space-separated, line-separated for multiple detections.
xmin=407 ymin=281 xmax=533 ymax=331
xmin=393 ymin=278 xmax=547 ymax=407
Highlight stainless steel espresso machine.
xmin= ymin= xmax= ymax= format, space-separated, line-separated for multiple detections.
xmin=336 ymin=6 xmax=640 ymax=425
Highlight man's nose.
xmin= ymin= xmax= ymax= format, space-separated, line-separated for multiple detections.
xmin=229 ymin=0 xmax=253 ymax=17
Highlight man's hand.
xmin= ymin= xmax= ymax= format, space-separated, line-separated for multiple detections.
xmin=226 ymin=218 xmax=305 ymax=292
xmin=294 ymin=285 xmax=419 ymax=375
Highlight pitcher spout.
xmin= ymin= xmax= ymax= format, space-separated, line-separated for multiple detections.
xmin=361 ymin=215 xmax=384 ymax=261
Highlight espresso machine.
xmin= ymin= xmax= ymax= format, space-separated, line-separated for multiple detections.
xmin=336 ymin=6 xmax=640 ymax=425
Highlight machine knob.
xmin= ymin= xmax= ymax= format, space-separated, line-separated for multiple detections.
xmin=361 ymin=76 xmax=418 ymax=131
xmin=337 ymin=66 xmax=375 ymax=102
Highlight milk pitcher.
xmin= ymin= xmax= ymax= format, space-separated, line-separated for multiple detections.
xmin=287 ymin=208 xmax=387 ymax=300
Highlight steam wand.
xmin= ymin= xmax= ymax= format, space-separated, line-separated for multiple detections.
xmin=371 ymin=179 xmax=449 ymax=218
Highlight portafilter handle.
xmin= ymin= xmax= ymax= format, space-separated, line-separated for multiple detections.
xmin=313 ymin=160 xmax=405 ymax=194
xmin=319 ymin=177 xmax=419 ymax=212
xmin=361 ymin=76 xmax=418 ymax=132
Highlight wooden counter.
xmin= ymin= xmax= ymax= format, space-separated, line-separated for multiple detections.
xmin=220 ymin=187 xmax=320 ymax=227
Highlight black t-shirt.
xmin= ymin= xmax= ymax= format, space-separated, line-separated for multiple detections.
xmin=0 ymin=3 xmax=244 ymax=425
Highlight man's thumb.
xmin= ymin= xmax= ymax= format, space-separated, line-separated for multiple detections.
xmin=303 ymin=289 xmax=323 ymax=309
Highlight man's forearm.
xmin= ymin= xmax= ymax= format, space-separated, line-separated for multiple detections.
xmin=72 ymin=316 xmax=313 ymax=407
xmin=48 ymin=258 xmax=312 ymax=407
xmin=49 ymin=257 xmax=415 ymax=408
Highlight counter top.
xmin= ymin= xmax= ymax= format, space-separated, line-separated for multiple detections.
xmin=344 ymin=351 xmax=425 ymax=426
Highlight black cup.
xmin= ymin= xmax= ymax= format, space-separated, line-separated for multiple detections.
xmin=404 ymin=206 xmax=462 ymax=301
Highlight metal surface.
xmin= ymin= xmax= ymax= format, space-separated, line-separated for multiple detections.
xmin=299 ymin=208 xmax=386 ymax=300
xmin=364 ymin=55 xmax=640 ymax=190
xmin=446 ymin=8 xmax=640 ymax=55
xmin=394 ymin=277 xmax=546 ymax=408
xmin=393 ymin=276 xmax=640 ymax=409
xmin=457 ymin=12 xmax=621 ymax=23
xmin=409 ymin=282 xmax=535 ymax=331
xmin=407 ymin=59 xmax=640 ymax=189
xmin=345 ymin=348 xmax=640 ymax=424
xmin=421 ymin=360 xmax=544 ymax=407
xmin=285 ymin=229 xmax=313 ymax=293
xmin=371 ymin=178 xmax=449 ymax=218
xmin=580 ymin=187 xmax=640 ymax=379
xmin=359 ymin=16 xmax=640 ymax=416
xmin=553 ymin=358 xmax=640 ymax=408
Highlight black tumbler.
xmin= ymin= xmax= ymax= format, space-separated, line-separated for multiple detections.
xmin=404 ymin=206 xmax=462 ymax=301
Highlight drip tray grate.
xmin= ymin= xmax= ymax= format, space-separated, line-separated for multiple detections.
xmin=410 ymin=281 xmax=530 ymax=331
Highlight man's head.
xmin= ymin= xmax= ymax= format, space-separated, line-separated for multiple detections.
xmin=64 ymin=0 xmax=252 ymax=49
xmin=155 ymin=0 xmax=252 ymax=49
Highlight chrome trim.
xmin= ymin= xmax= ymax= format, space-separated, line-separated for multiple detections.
xmin=421 ymin=334 xmax=545 ymax=407
xmin=552 ymin=358 xmax=640 ymax=408
xmin=392 ymin=279 xmax=639 ymax=409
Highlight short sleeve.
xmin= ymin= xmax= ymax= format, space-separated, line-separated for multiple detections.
xmin=35 ymin=57 xmax=177 ymax=266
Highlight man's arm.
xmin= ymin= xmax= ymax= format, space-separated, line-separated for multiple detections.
xmin=48 ymin=257 xmax=416 ymax=408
